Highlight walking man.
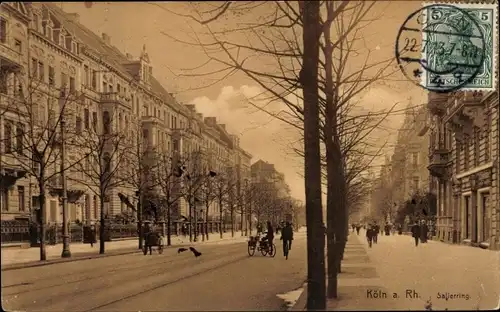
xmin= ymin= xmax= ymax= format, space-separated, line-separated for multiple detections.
xmin=373 ymin=222 xmax=380 ymax=244
xmin=366 ymin=224 xmax=374 ymax=248
xmin=266 ymin=221 xmax=275 ymax=254
xmin=411 ymin=222 xmax=421 ymax=247
xmin=355 ymin=224 xmax=361 ymax=235
xmin=281 ymin=222 xmax=294 ymax=259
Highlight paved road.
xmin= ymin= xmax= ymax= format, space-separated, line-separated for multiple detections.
xmin=2 ymin=233 xmax=307 ymax=311
xmin=331 ymin=230 xmax=500 ymax=310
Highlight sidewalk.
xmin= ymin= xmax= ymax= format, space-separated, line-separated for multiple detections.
xmin=1 ymin=233 xmax=248 ymax=270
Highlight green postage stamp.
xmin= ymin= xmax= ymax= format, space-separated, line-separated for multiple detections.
xmin=421 ymin=2 xmax=498 ymax=91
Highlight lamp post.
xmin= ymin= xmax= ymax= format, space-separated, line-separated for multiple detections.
xmin=60 ymin=94 xmax=71 ymax=258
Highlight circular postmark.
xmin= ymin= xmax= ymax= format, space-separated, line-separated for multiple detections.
xmin=395 ymin=4 xmax=486 ymax=93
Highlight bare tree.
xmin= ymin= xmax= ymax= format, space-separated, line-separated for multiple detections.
xmin=0 ymin=70 xmax=87 ymax=261
xmin=121 ymin=120 xmax=159 ymax=249
xmin=155 ymin=150 xmax=188 ymax=246
xmin=70 ymin=111 xmax=128 ymax=254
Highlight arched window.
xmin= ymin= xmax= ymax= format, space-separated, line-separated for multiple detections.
xmin=103 ymin=111 xmax=110 ymax=134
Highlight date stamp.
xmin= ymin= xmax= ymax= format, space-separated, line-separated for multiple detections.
xmin=395 ymin=2 xmax=497 ymax=92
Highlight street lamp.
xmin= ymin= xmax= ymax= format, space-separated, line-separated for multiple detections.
xmin=59 ymin=91 xmax=71 ymax=258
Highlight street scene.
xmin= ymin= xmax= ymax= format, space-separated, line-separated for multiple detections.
xmin=1 ymin=1 xmax=499 ymax=311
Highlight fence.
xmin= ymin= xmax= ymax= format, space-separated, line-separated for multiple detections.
xmin=1 ymin=220 xmax=138 ymax=245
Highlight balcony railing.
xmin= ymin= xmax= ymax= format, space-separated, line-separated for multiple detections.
xmin=444 ymin=91 xmax=485 ymax=130
xmin=427 ymin=147 xmax=451 ymax=179
xmin=100 ymin=92 xmax=131 ymax=109
xmin=0 ymin=42 xmax=22 ymax=67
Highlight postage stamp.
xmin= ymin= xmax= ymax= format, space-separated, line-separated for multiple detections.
xmin=395 ymin=2 xmax=498 ymax=92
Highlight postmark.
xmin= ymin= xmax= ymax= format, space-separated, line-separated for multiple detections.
xmin=395 ymin=3 xmax=497 ymax=92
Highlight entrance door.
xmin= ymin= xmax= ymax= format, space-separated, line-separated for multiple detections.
xmin=481 ymin=193 xmax=490 ymax=242
xmin=464 ymin=196 xmax=471 ymax=239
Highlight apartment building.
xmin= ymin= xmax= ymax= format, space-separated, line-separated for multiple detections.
xmin=0 ymin=3 xmax=253 ymax=224
xmin=421 ymin=91 xmax=499 ymax=250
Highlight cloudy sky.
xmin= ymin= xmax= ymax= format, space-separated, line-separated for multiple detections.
xmin=57 ymin=1 xmax=428 ymax=202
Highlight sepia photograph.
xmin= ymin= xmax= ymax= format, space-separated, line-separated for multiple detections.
xmin=0 ymin=1 xmax=498 ymax=311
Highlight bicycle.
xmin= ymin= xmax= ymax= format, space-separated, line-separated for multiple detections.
xmin=248 ymin=236 xmax=276 ymax=257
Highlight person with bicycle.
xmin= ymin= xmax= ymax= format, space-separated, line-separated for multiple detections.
xmin=265 ymin=221 xmax=275 ymax=254
xmin=281 ymin=221 xmax=294 ymax=259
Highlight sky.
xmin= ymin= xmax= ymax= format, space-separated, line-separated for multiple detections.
xmin=56 ymin=1 xmax=428 ymax=202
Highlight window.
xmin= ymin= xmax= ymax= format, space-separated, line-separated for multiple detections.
xmin=92 ymin=112 xmax=97 ymax=131
xmin=117 ymin=83 xmax=121 ymax=93
xmin=485 ymin=114 xmax=491 ymax=161
xmin=143 ymin=129 xmax=149 ymax=143
xmin=18 ymin=186 xmax=25 ymax=212
xmin=103 ymin=111 xmax=110 ymax=134
xmin=0 ymin=70 xmax=7 ymax=94
xmin=15 ymin=123 xmax=24 ymax=154
xmin=84 ymin=65 xmax=89 ymax=86
xmin=91 ymin=70 xmax=97 ymax=90
xmin=103 ymin=153 xmax=111 ymax=174
xmin=143 ymin=105 xmax=148 ymax=116
xmin=31 ymin=58 xmax=38 ymax=77
xmin=411 ymin=152 xmax=418 ymax=166
xmin=474 ymin=127 xmax=480 ymax=166
xmin=69 ymin=76 xmax=75 ymax=93
xmin=38 ymin=62 xmax=44 ymax=81
xmin=103 ymin=81 xmax=108 ymax=92
xmin=84 ymin=108 xmax=90 ymax=129
xmin=0 ymin=18 xmax=7 ymax=43
xmin=48 ymin=66 xmax=55 ymax=86
xmin=61 ymin=72 xmax=68 ymax=89
xmin=33 ymin=14 xmax=39 ymax=31
xmin=14 ymin=39 xmax=22 ymax=53
xmin=1 ymin=188 xmax=8 ymax=211
xmin=75 ymin=116 xmax=82 ymax=134
xmin=412 ymin=177 xmax=419 ymax=192
xmin=4 ymin=123 xmax=12 ymax=153
xmin=109 ymin=84 xmax=113 ymax=93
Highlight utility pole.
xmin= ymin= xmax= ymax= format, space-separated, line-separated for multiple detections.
xmin=60 ymin=94 xmax=71 ymax=258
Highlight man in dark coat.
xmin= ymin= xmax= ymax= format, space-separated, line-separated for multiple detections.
xmin=281 ymin=222 xmax=294 ymax=259
xmin=373 ymin=223 xmax=380 ymax=244
xmin=366 ymin=224 xmax=374 ymax=247
xmin=411 ymin=222 xmax=421 ymax=247
xmin=420 ymin=221 xmax=429 ymax=243
xmin=355 ymin=224 xmax=361 ymax=235
xmin=266 ymin=221 xmax=275 ymax=253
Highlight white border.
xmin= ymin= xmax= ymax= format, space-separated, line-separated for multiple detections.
xmin=421 ymin=2 xmax=498 ymax=91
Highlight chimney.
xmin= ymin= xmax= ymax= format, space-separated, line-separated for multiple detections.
xmin=196 ymin=113 xmax=203 ymax=120
xmin=204 ymin=117 xmax=216 ymax=126
xmin=126 ymin=53 xmax=133 ymax=60
xmin=101 ymin=33 xmax=111 ymax=45
xmin=68 ymin=13 xmax=80 ymax=23
xmin=185 ymin=104 xmax=196 ymax=113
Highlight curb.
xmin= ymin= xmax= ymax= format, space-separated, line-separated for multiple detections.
xmin=290 ymin=283 xmax=307 ymax=311
xmin=1 ymin=244 xmax=188 ymax=272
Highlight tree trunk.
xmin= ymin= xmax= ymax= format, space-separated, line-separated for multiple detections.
xmin=99 ymin=195 xmax=105 ymax=254
xmin=219 ymin=196 xmax=223 ymax=239
xmin=137 ymin=193 xmax=143 ymax=249
xmin=38 ymin=179 xmax=47 ymax=261
xmin=205 ymin=205 xmax=210 ymax=241
xmin=166 ymin=203 xmax=172 ymax=246
xmin=240 ymin=208 xmax=245 ymax=236
xmin=302 ymin=1 xmax=326 ymax=310
xmin=230 ymin=208 xmax=235 ymax=237
xmin=323 ymin=1 xmax=342 ymax=298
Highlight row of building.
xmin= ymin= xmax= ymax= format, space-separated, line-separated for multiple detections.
xmin=370 ymin=90 xmax=499 ymax=250
xmin=0 ymin=2 xmax=294 ymax=228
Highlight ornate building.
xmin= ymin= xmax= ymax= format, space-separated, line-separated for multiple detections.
xmin=0 ymin=3 xmax=253 ymax=226
xmin=422 ymin=91 xmax=499 ymax=250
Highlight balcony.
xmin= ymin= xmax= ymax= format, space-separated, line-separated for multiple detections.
xmin=427 ymin=148 xmax=451 ymax=179
xmin=141 ymin=115 xmax=163 ymax=126
xmin=427 ymin=92 xmax=448 ymax=116
xmin=0 ymin=42 xmax=23 ymax=68
xmin=100 ymin=92 xmax=131 ymax=109
xmin=444 ymin=91 xmax=484 ymax=137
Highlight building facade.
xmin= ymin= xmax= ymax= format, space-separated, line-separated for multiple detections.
xmin=422 ymin=91 xmax=499 ymax=250
xmin=0 ymin=3 xmax=254 ymax=225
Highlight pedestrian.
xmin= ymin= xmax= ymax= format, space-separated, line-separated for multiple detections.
xmin=266 ymin=221 xmax=275 ymax=254
xmin=411 ymin=222 xmax=421 ymax=247
xmin=373 ymin=223 xmax=379 ymax=244
xmin=355 ymin=224 xmax=361 ymax=235
xmin=421 ymin=220 xmax=429 ymax=243
xmin=90 ymin=224 xmax=96 ymax=248
xmin=281 ymin=221 xmax=294 ymax=259
xmin=351 ymin=223 xmax=356 ymax=233
xmin=257 ymin=223 xmax=263 ymax=235
xmin=366 ymin=225 xmax=374 ymax=248
xmin=384 ymin=223 xmax=391 ymax=236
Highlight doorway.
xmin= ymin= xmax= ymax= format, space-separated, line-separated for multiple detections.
xmin=464 ymin=195 xmax=471 ymax=239
xmin=480 ymin=193 xmax=490 ymax=242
